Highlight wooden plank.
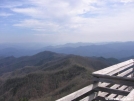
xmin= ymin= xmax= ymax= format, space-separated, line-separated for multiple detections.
xmin=80 ymin=93 xmax=97 ymax=101
xmin=98 ymin=84 xmax=121 ymax=97
xmin=93 ymin=59 xmax=134 ymax=75
xmin=108 ymin=64 xmax=133 ymax=76
xmin=92 ymin=96 xmax=107 ymax=101
xmin=72 ymin=90 xmax=96 ymax=101
xmin=121 ymin=89 xmax=134 ymax=101
xmin=94 ymin=74 xmax=132 ymax=98
xmin=117 ymin=95 xmax=124 ymax=99
xmin=107 ymin=85 xmax=128 ymax=99
xmin=56 ymin=83 xmax=98 ymax=101
xmin=127 ymin=87 xmax=133 ymax=91
xmin=117 ymin=75 xmax=131 ymax=101
xmin=97 ymin=72 xmax=132 ymax=97
xmin=93 ymin=74 xmax=134 ymax=86
xmin=98 ymin=70 xmax=132 ymax=88
xmin=93 ymin=96 xmax=119 ymax=101
xmin=117 ymin=68 xmax=133 ymax=77
xmin=95 ymin=87 xmax=129 ymax=96
xmin=98 ymin=78 xmax=134 ymax=87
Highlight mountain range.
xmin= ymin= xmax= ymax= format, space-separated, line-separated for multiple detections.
xmin=0 ymin=51 xmax=119 ymax=101
xmin=0 ymin=42 xmax=134 ymax=59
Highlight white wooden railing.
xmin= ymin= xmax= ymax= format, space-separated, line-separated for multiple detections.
xmin=56 ymin=59 xmax=134 ymax=101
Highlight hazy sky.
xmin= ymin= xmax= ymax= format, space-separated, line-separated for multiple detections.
xmin=0 ymin=0 xmax=134 ymax=45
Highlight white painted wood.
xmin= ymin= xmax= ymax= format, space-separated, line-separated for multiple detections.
xmin=115 ymin=86 xmax=128 ymax=99
xmin=121 ymin=89 xmax=134 ymax=101
xmin=96 ymin=86 xmax=129 ymax=96
xmin=107 ymin=85 xmax=127 ymax=99
xmin=56 ymin=83 xmax=98 ymax=101
xmin=80 ymin=93 xmax=97 ymax=101
xmin=57 ymin=59 xmax=134 ymax=101
xmin=108 ymin=64 xmax=133 ymax=76
xmin=98 ymin=84 xmax=120 ymax=97
xmin=95 ymin=74 xmax=134 ymax=87
xmin=117 ymin=95 xmax=124 ymax=99
xmin=98 ymin=74 xmax=131 ymax=97
xmin=117 ymin=68 xmax=133 ymax=77
xmin=98 ymin=68 xmax=132 ymax=88
xmin=93 ymin=59 xmax=134 ymax=75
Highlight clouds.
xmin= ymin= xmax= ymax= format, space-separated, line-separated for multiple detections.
xmin=14 ymin=19 xmax=60 ymax=32
xmin=9 ymin=0 xmax=100 ymax=33
xmin=120 ymin=0 xmax=134 ymax=3
xmin=12 ymin=7 xmax=44 ymax=18
xmin=0 ymin=0 xmax=134 ymax=44
xmin=0 ymin=12 xmax=12 ymax=17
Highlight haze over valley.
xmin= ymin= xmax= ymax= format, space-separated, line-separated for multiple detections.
xmin=0 ymin=42 xmax=134 ymax=59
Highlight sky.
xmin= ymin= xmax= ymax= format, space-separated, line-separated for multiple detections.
xmin=0 ymin=0 xmax=134 ymax=45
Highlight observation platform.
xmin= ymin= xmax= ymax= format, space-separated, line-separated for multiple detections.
xmin=56 ymin=59 xmax=134 ymax=101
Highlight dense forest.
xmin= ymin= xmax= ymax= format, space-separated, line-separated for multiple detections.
xmin=0 ymin=51 xmax=119 ymax=101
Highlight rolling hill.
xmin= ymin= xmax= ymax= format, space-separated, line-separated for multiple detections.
xmin=0 ymin=51 xmax=119 ymax=101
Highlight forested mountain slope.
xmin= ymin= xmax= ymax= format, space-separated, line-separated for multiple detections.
xmin=0 ymin=51 xmax=119 ymax=101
